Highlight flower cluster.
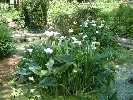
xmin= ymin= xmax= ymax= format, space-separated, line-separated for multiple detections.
xmin=44 ymin=48 xmax=53 ymax=54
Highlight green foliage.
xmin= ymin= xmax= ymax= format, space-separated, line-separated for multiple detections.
xmin=112 ymin=4 xmax=133 ymax=38
xmin=14 ymin=18 xmax=117 ymax=99
xmin=20 ymin=0 xmax=49 ymax=30
xmin=0 ymin=9 xmax=19 ymax=22
xmin=0 ymin=22 xmax=14 ymax=60
xmin=79 ymin=19 xmax=118 ymax=49
xmin=93 ymin=0 xmax=120 ymax=3
xmin=51 ymin=3 xmax=100 ymax=35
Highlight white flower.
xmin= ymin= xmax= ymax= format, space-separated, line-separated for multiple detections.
xmin=79 ymin=33 xmax=83 ymax=35
xmin=92 ymin=42 xmax=97 ymax=45
xmin=92 ymin=42 xmax=100 ymax=45
xmin=91 ymin=42 xmax=97 ymax=50
xmin=27 ymin=49 xmax=33 ymax=53
xmin=83 ymin=35 xmax=87 ymax=39
xmin=73 ymin=21 xmax=77 ymax=24
xmin=97 ymin=18 xmax=100 ymax=21
xmin=28 ymin=77 xmax=34 ymax=81
xmin=98 ymin=26 xmax=102 ymax=28
xmin=96 ymin=31 xmax=99 ymax=34
xmin=73 ymin=41 xmax=81 ymax=45
xmin=102 ymin=20 xmax=105 ymax=23
xmin=60 ymin=36 xmax=66 ymax=39
xmin=92 ymin=20 xmax=95 ymax=23
xmin=45 ymin=31 xmax=53 ymax=37
xmin=69 ymin=29 xmax=74 ymax=33
xmin=91 ymin=46 xmax=96 ymax=50
xmin=101 ymin=24 xmax=104 ymax=26
xmin=22 ymin=58 xmax=26 ymax=60
xmin=84 ymin=21 xmax=88 ymax=27
xmin=92 ymin=24 xmax=96 ymax=27
xmin=44 ymin=48 xmax=53 ymax=54
xmin=80 ymin=25 xmax=82 ymax=27
xmin=71 ymin=37 xmax=77 ymax=41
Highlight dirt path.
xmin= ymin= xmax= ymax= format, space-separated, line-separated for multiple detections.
xmin=0 ymin=54 xmax=19 ymax=79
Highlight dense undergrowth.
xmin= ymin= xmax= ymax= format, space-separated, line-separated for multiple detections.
xmin=1 ymin=0 xmax=133 ymax=99
xmin=0 ymin=22 xmax=14 ymax=60
xmin=14 ymin=16 xmax=118 ymax=99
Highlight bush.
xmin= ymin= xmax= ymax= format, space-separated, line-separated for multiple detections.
xmin=0 ymin=22 xmax=14 ymax=60
xmin=20 ymin=0 xmax=49 ymax=30
xmin=80 ymin=19 xmax=118 ymax=49
xmin=112 ymin=4 xmax=133 ymax=38
xmin=52 ymin=3 xmax=100 ymax=35
xmin=14 ymin=18 xmax=118 ymax=99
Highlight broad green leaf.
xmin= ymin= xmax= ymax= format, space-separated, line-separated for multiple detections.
xmin=40 ymin=70 xmax=50 ymax=76
xmin=29 ymin=63 xmax=41 ymax=75
xmin=58 ymin=63 xmax=72 ymax=75
xmin=15 ymin=68 xmax=31 ymax=75
xmin=19 ymin=75 xmax=25 ymax=83
xmin=54 ymin=55 xmax=74 ymax=62
xmin=38 ymin=77 xmax=57 ymax=87
xmin=46 ymin=59 xmax=54 ymax=73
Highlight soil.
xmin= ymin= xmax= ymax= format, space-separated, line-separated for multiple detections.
xmin=0 ymin=54 xmax=19 ymax=79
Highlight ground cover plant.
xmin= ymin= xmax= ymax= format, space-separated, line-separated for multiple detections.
xmin=14 ymin=17 xmax=118 ymax=99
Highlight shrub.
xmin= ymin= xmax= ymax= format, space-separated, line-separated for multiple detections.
xmin=14 ymin=18 xmax=118 ymax=99
xmin=52 ymin=4 xmax=100 ymax=35
xmin=112 ymin=4 xmax=133 ymax=38
xmin=20 ymin=0 xmax=49 ymax=30
xmin=0 ymin=22 xmax=14 ymax=60
xmin=79 ymin=19 xmax=118 ymax=49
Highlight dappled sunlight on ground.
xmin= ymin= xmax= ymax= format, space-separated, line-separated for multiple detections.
xmin=0 ymin=42 xmax=30 ymax=99
xmin=0 ymin=55 xmax=19 ymax=78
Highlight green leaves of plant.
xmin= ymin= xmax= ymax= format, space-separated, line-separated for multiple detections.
xmin=28 ymin=63 xmax=42 ymax=75
xmin=28 ymin=63 xmax=50 ymax=76
xmin=46 ymin=59 xmax=54 ymax=74
xmin=54 ymin=55 xmax=74 ymax=62
xmin=38 ymin=77 xmax=57 ymax=87
xmin=58 ymin=63 xmax=72 ymax=75
xmin=15 ymin=68 xmax=31 ymax=75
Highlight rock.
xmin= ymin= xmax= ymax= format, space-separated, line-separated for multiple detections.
xmin=8 ymin=22 xmax=18 ymax=30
